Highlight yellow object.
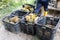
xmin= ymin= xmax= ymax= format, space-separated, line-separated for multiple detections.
xmin=22 ymin=5 xmax=34 ymax=12
xmin=24 ymin=5 xmax=31 ymax=9
xmin=25 ymin=13 xmax=37 ymax=23
xmin=29 ymin=8 xmax=34 ymax=12
xmin=33 ymin=13 xmax=37 ymax=17
xmin=22 ymin=8 xmax=29 ymax=12
xmin=29 ymin=13 xmax=37 ymax=20
xmin=44 ymin=11 xmax=48 ymax=17
xmin=29 ymin=13 xmax=34 ymax=16
xmin=10 ymin=16 xmax=20 ymax=23
xmin=25 ymin=15 xmax=30 ymax=21
xmin=29 ymin=13 xmax=37 ymax=17
xmin=23 ymin=5 xmax=34 ymax=12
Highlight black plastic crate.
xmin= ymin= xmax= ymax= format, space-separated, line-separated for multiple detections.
xmin=20 ymin=19 xmax=36 ymax=35
xmin=2 ymin=16 xmax=21 ymax=34
xmin=20 ymin=22 xmax=27 ymax=33
xmin=46 ymin=17 xmax=59 ymax=26
xmin=35 ymin=17 xmax=59 ymax=40
xmin=10 ymin=10 xmax=28 ymax=17
xmin=26 ymin=23 xmax=36 ymax=35
xmin=35 ymin=25 xmax=53 ymax=40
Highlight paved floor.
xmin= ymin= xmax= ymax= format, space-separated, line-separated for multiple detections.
xmin=0 ymin=21 xmax=60 ymax=40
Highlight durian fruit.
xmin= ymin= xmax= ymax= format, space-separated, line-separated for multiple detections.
xmin=33 ymin=13 xmax=37 ymax=17
xmin=25 ymin=14 xmax=33 ymax=22
xmin=25 ymin=15 xmax=30 ymax=21
xmin=29 ymin=13 xmax=37 ymax=17
xmin=14 ymin=17 xmax=20 ymax=23
xmin=29 ymin=8 xmax=34 ymax=12
xmin=10 ymin=16 xmax=20 ymax=23
xmin=28 ymin=18 xmax=34 ymax=23
xmin=21 ymin=8 xmax=29 ymax=12
xmin=25 ymin=13 xmax=37 ymax=23
xmin=31 ymin=15 xmax=38 ymax=23
xmin=29 ymin=13 xmax=34 ymax=16
xmin=24 ymin=5 xmax=31 ymax=9
xmin=22 ymin=5 xmax=34 ymax=12
xmin=29 ymin=13 xmax=37 ymax=20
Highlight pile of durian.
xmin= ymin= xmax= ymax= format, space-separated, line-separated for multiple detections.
xmin=25 ymin=13 xmax=39 ymax=23
xmin=21 ymin=5 xmax=34 ymax=12
xmin=5 ymin=16 xmax=20 ymax=24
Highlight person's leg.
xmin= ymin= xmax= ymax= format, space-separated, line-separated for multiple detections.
xmin=42 ymin=1 xmax=49 ymax=25
xmin=43 ymin=1 xmax=49 ymax=16
xmin=35 ymin=3 xmax=42 ymax=14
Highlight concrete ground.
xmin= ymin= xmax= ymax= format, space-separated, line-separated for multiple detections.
xmin=0 ymin=20 xmax=60 ymax=40
xmin=0 ymin=21 xmax=39 ymax=40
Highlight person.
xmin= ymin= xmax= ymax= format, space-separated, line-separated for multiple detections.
xmin=35 ymin=0 xmax=50 ymax=16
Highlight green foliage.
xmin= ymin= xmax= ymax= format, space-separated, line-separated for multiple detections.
xmin=0 ymin=0 xmax=2 ymax=2
xmin=0 ymin=0 xmax=35 ymax=7
xmin=0 ymin=0 xmax=35 ymax=18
